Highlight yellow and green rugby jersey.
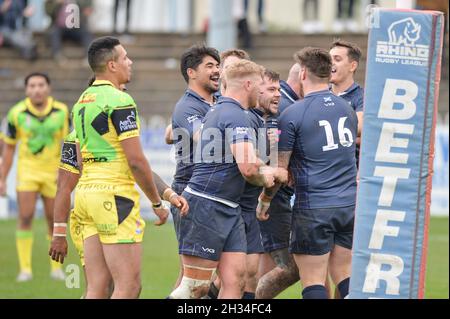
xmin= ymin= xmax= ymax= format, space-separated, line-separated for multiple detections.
xmin=71 ymin=80 xmax=140 ymax=186
xmin=59 ymin=130 xmax=80 ymax=175
xmin=4 ymin=97 xmax=69 ymax=174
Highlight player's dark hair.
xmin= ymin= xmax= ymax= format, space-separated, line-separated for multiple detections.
xmin=264 ymin=69 xmax=280 ymax=82
xmin=180 ymin=44 xmax=220 ymax=83
xmin=88 ymin=36 xmax=121 ymax=73
xmin=330 ymin=39 xmax=362 ymax=64
xmin=24 ymin=72 xmax=50 ymax=86
xmin=87 ymin=75 xmax=96 ymax=87
xmin=294 ymin=47 xmax=332 ymax=82
xmin=220 ymin=49 xmax=251 ymax=64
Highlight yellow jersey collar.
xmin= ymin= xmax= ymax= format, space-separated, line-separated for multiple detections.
xmin=25 ymin=96 xmax=54 ymax=117
xmin=92 ymin=80 xmax=115 ymax=87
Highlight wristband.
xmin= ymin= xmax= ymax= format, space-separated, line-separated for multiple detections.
xmin=53 ymin=233 xmax=67 ymax=238
xmin=152 ymin=201 xmax=162 ymax=208
xmin=54 ymin=223 xmax=67 ymax=228
xmin=259 ymin=193 xmax=273 ymax=203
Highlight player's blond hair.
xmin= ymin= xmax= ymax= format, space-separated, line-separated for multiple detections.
xmin=224 ymin=60 xmax=264 ymax=85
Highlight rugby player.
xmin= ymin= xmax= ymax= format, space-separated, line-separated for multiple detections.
xmin=329 ymin=40 xmax=364 ymax=166
xmin=239 ymin=69 xmax=282 ymax=299
xmin=258 ymin=48 xmax=357 ymax=299
xmin=256 ymin=63 xmax=301 ymax=299
xmin=165 ymin=44 xmax=221 ymax=289
xmin=0 ymin=72 xmax=69 ymax=282
xmin=70 ymin=36 xmax=169 ymax=298
xmin=168 ymin=60 xmax=287 ymax=299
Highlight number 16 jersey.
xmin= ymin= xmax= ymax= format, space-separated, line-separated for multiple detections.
xmin=278 ymin=89 xmax=358 ymax=210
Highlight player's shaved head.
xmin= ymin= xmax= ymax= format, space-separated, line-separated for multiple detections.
xmin=88 ymin=36 xmax=121 ymax=73
xmin=287 ymin=63 xmax=301 ymax=81
xmin=220 ymin=49 xmax=250 ymax=65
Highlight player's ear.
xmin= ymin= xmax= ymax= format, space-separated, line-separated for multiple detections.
xmin=106 ymin=59 xmax=116 ymax=73
xmin=350 ymin=61 xmax=358 ymax=73
xmin=187 ymin=68 xmax=196 ymax=80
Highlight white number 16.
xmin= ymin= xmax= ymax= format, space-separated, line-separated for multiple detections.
xmin=319 ymin=117 xmax=354 ymax=152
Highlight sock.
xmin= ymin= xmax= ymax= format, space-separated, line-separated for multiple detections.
xmin=207 ymin=282 xmax=219 ymax=299
xmin=16 ymin=230 xmax=33 ymax=274
xmin=242 ymin=291 xmax=255 ymax=299
xmin=337 ymin=277 xmax=350 ymax=299
xmin=302 ymin=285 xmax=328 ymax=299
xmin=47 ymin=235 xmax=62 ymax=272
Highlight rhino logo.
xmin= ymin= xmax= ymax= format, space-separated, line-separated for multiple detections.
xmin=388 ymin=18 xmax=421 ymax=46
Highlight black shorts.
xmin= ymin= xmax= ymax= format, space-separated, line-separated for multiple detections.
xmin=178 ymin=192 xmax=246 ymax=261
xmin=289 ymin=205 xmax=355 ymax=255
xmin=242 ymin=209 xmax=264 ymax=254
xmin=258 ymin=192 xmax=293 ymax=252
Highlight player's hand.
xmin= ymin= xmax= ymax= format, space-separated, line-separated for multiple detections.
xmin=0 ymin=180 xmax=7 ymax=196
xmin=256 ymin=193 xmax=271 ymax=221
xmin=169 ymin=194 xmax=189 ymax=217
xmin=153 ymin=206 xmax=169 ymax=226
xmin=49 ymin=237 xmax=68 ymax=264
xmin=260 ymin=167 xmax=275 ymax=188
xmin=274 ymin=167 xmax=289 ymax=184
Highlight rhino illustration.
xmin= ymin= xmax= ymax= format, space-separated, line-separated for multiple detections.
xmin=388 ymin=17 xmax=421 ymax=45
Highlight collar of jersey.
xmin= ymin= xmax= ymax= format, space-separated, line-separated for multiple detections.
xmin=217 ymin=96 xmax=246 ymax=110
xmin=280 ymin=80 xmax=299 ymax=102
xmin=330 ymin=82 xmax=360 ymax=97
xmin=304 ymin=89 xmax=330 ymax=98
xmin=186 ymin=89 xmax=215 ymax=106
xmin=25 ymin=96 xmax=54 ymax=117
xmin=92 ymin=80 xmax=115 ymax=87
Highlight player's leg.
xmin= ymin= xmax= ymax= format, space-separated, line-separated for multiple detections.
xmin=256 ymin=253 xmax=276 ymax=279
xmin=218 ymin=252 xmax=247 ymax=299
xmin=170 ymin=254 xmax=218 ymax=299
xmin=207 ymin=270 xmax=221 ymax=299
xmin=329 ymin=245 xmax=351 ymax=298
xmin=290 ymin=207 xmax=335 ymax=299
xmin=256 ymin=194 xmax=298 ymax=298
xmin=328 ymin=205 xmax=354 ymax=299
xmin=42 ymin=194 xmax=65 ymax=280
xmin=256 ymin=247 xmax=299 ymax=299
xmin=16 ymin=191 xmax=38 ymax=281
xmin=243 ymin=253 xmax=260 ymax=299
xmin=84 ymin=234 xmax=113 ymax=299
xmin=294 ymin=253 xmax=330 ymax=299
xmin=102 ymin=242 xmax=142 ymax=298
xmin=242 ymin=210 xmax=264 ymax=299
xmin=219 ymin=213 xmax=247 ymax=299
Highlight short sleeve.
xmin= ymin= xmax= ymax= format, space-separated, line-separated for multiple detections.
xmin=278 ymin=108 xmax=297 ymax=152
xmin=3 ymin=109 xmax=17 ymax=145
xmin=224 ymin=110 xmax=253 ymax=145
xmin=354 ymin=88 xmax=364 ymax=112
xmin=59 ymin=131 xmax=80 ymax=174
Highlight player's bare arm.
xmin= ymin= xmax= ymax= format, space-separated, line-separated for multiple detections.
xmin=49 ymin=169 xmax=80 ymax=264
xmin=0 ymin=143 xmax=15 ymax=196
xmin=152 ymin=171 xmax=189 ymax=216
xmin=164 ymin=124 xmax=174 ymax=145
xmin=231 ymin=141 xmax=275 ymax=188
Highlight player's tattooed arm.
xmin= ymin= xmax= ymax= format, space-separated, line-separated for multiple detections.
xmin=152 ymin=171 xmax=170 ymax=197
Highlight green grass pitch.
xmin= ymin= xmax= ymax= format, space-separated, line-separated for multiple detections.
xmin=0 ymin=217 xmax=447 ymax=299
